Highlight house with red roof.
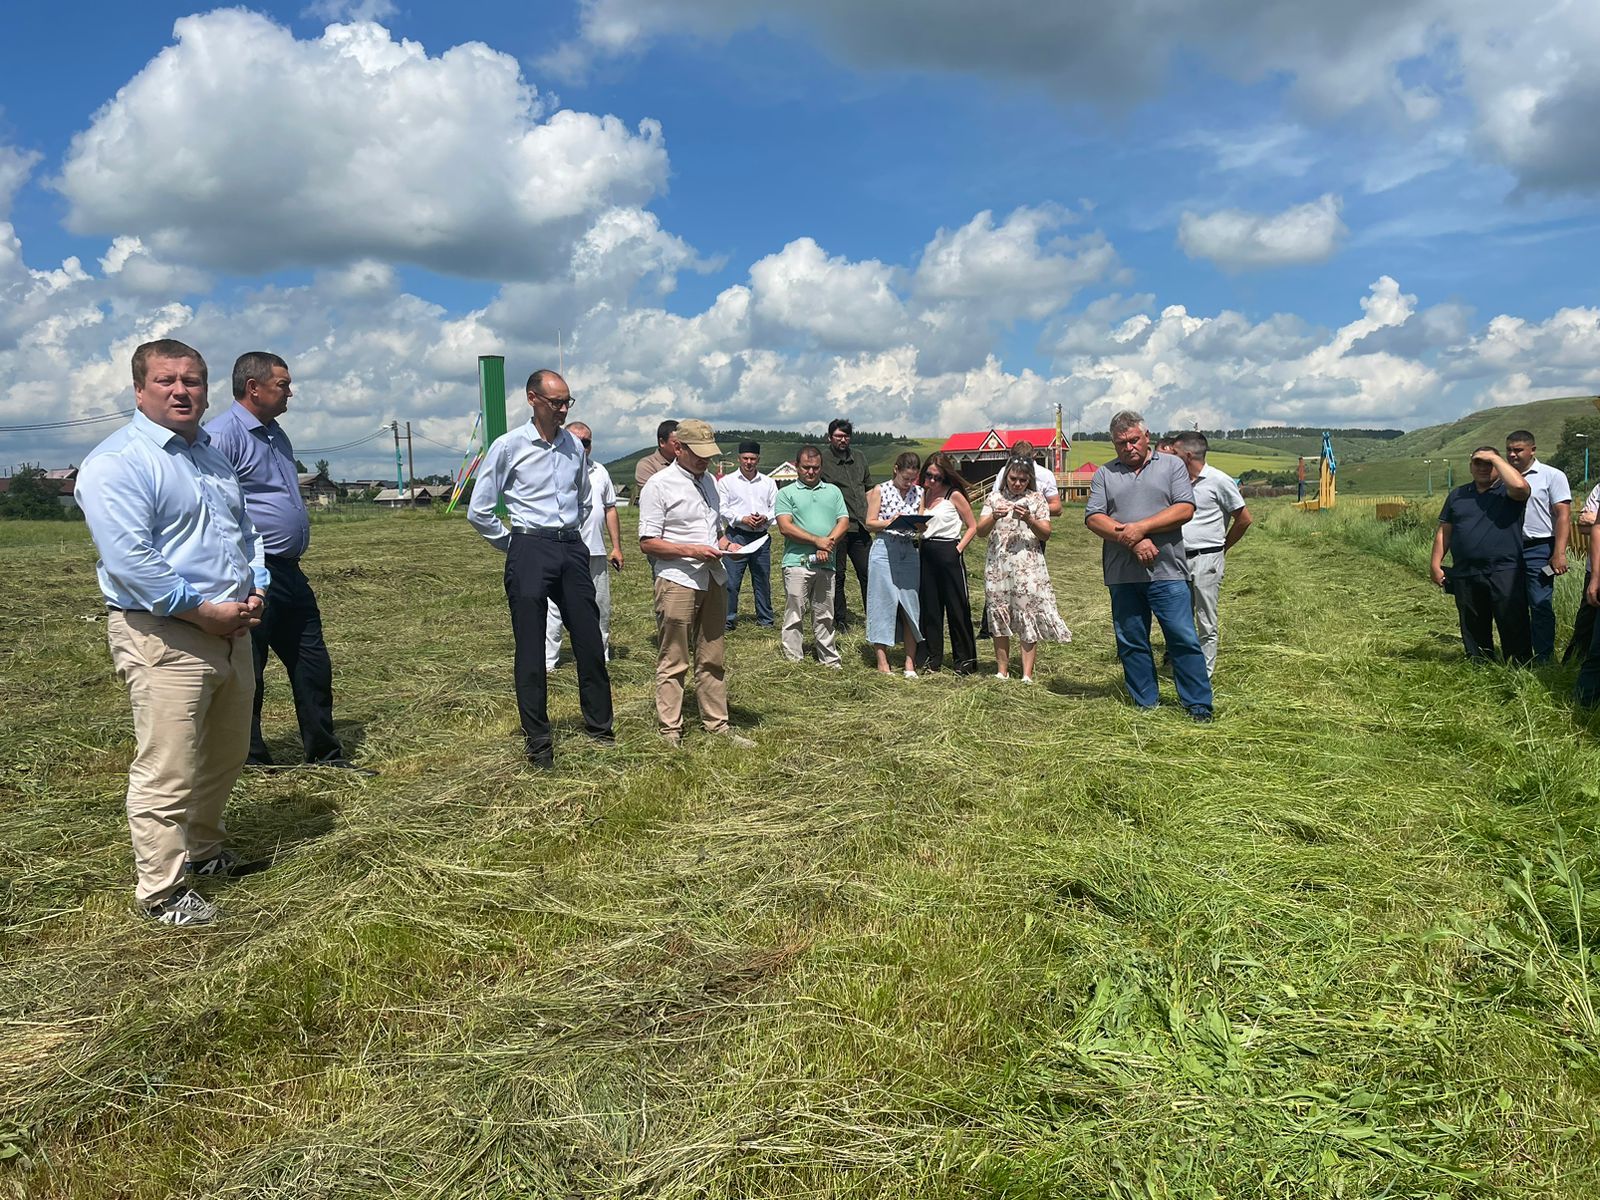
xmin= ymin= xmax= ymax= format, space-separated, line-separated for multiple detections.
xmin=937 ymin=426 xmax=1070 ymax=487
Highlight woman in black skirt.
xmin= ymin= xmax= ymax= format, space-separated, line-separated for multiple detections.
xmin=915 ymin=452 xmax=978 ymax=674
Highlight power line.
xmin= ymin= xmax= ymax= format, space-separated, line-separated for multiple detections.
xmin=0 ymin=409 xmax=134 ymax=432
xmin=411 ymin=429 xmax=469 ymax=456
xmin=297 ymin=428 xmax=391 ymax=455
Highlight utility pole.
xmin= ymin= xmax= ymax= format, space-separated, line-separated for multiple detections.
xmin=390 ymin=421 xmax=405 ymax=505
xmin=405 ymin=421 xmax=416 ymax=507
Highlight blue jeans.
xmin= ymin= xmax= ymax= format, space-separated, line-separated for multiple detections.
xmin=1522 ymin=541 xmax=1555 ymax=663
xmin=1109 ymin=579 xmax=1214 ymax=716
xmin=725 ymin=528 xmax=773 ymax=627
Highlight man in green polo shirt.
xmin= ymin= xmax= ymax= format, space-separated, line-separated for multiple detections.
xmin=775 ymin=445 xmax=850 ymax=667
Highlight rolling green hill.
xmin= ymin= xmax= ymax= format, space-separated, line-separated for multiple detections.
xmin=602 ymin=395 xmax=1600 ymax=498
xmin=1373 ymin=395 xmax=1599 ymax=461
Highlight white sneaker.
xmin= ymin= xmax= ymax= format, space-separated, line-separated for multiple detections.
xmin=903 ymin=669 xmax=919 ymax=679
xmin=993 ymin=672 xmax=1010 ymax=681
xmin=1020 ymin=675 xmax=1034 ymax=685
xmin=142 ymin=888 xmax=218 ymax=927
xmin=715 ymin=728 xmax=756 ymax=749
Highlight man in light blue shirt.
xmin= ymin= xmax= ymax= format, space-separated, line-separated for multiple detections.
xmin=209 ymin=352 xmax=359 ymax=770
xmin=76 ymin=339 xmax=268 ymax=927
xmin=469 ymin=369 xmax=614 ymax=767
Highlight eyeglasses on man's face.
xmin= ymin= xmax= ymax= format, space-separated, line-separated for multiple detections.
xmin=534 ymin=392 xmax=575 ymax=409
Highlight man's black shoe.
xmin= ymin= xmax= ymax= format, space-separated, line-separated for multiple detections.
xmin=589 ymin=732 xmax=618 ymax=748
xmin=527 ymin=751 xmax=555 ymax=769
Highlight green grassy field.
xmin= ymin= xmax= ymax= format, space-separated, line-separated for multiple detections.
xmin=5 ymin=505 xmax=1600 ymax=1197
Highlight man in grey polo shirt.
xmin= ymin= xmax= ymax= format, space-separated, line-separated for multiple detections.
xmin=1085 ymin=410 xmax=1213 ymax=719
xmin=1505 ymin=429 xmax=1571 ymax=664
xmin=1173 ymin=431 xmax=1252 ymax=677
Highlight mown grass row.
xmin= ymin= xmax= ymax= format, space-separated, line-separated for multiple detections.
xmin=3 ymin=503 xmax=1599 ymax=1197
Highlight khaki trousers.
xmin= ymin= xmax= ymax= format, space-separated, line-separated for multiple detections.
xmin=107 ymin=611 xmax=254 ymax=905
xmin=781 ymin=565 xmax=840 ymax=665
xmin=652 ymin=578 xmax=728 ymax=736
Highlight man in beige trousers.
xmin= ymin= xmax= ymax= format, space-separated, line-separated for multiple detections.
xmin=637 ymin=419 xmax=756 ymax=748
xmin=76 ymin=339 xmax=269 ymax=926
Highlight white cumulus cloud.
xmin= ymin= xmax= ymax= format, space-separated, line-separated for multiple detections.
xmin=55 ymin=11 xmax=671 ymax=281
xmin=1178 ymin=194 xmax=1347 ymax=271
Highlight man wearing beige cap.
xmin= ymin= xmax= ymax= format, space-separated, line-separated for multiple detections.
xmin=637 ymin=419 xmax=756 ymax=748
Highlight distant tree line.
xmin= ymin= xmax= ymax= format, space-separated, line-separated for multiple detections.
xmin=716 ymin=428 xmax=904 ymax=447
xmin=0 ymin=466 xmax=81 ymax=521
xmin=1071 ymin=426 xmax=1403 ymax=442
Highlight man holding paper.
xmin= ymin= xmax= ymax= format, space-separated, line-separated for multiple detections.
xmin=718 ymin=440 xmax=777 ymax=630
xmin=638 ymin=419 xmax=756 ymax=747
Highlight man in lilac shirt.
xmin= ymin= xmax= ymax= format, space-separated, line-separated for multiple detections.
xmin=208 ymin=352 xmax=361 ymax=771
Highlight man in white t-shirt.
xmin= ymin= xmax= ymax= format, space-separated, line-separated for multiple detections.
xmin=1505 ymin=430 xmax=1571 ymax=664
xmin=546 ymin=422 xmax=623 ymax=669
xmin=987 ymin=439 xmax=1062 ymax=516
xmin=1174 ymin=431 xmax=1252 ymax=676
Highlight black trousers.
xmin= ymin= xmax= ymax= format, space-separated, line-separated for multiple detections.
xmin=915 ymin=539 xmax=977 ymax=673
xmin=831 ymin=528 xmax=872 ymax=624
xmin=1565 ymin=571 xmax=1595 ymax=664
xmin=1452 ymin=566 xmax=1533 ymax=665
xmin=251 ymin=555 xmax=342 ymax=763
xmin=506 ymin=534 xmax=613 ymax=755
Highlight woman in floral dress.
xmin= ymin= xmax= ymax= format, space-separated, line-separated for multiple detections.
xmin=977 ymin=457 xmax=1071 ymax=683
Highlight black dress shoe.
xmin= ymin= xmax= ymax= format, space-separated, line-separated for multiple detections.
xmin=527 ymin=751 xmax=555 ymax=769
xmin=589 ymin=732 xmax=617 ymax=747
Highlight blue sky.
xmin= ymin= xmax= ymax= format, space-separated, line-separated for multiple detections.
xmin=2 ymin=0 xmax=1598 ymax=477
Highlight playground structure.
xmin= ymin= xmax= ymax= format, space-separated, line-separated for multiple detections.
xmin=445 ymin=354 xmax=504 ymax=514
xmin=1294 ymin=431 xmax=1337 ymax=511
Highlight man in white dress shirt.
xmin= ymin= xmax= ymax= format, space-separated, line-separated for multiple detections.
xmin=1505 ymin=429 xmax=1571 ymax=664
xmin=718 ymin=440 xmax=777 ymax=630
xmin=545 ymin=421 xmax=623 ymax=668
xmin=987 ymin=439 xmax=1062 ymax=517
xmin=638 ymin=419 xmax=755 ymax=748
xmin=469 ymin=370 xmax=614 ymax=768
xmin=1173 ymin=432 xmax=1252 ymax=676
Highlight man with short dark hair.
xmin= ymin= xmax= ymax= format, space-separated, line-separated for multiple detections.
xmin=1505 ymin=430 xmax=1570 ymax=663
xmin=718 ymin=440 xmax=776 ymax=630
xmin=469 ymin=370 xmax=615 ymax=767
xmin=208 ymin=352 xmax=361 ymax=771
xmin=77 ymin=339 xmax=268 ymax=925
xmin=1430 ymin=446 xmax=1533 ymax=664
xmin=1085 ymin=410 xmax=1213 ymax=719
xmin=635 ymin=419 xmax=680 ymax=489
xmin=775 ymin=445 xmax=849 ymax=666
xmin=819 ymin=418 xmax=872 ymax=628
xmin=1173 ymin=431 xmax=1251 ymax=676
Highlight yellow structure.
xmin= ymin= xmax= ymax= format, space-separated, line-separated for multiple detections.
xmin=1295 ymin=432 xmax=1338 ymax=511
